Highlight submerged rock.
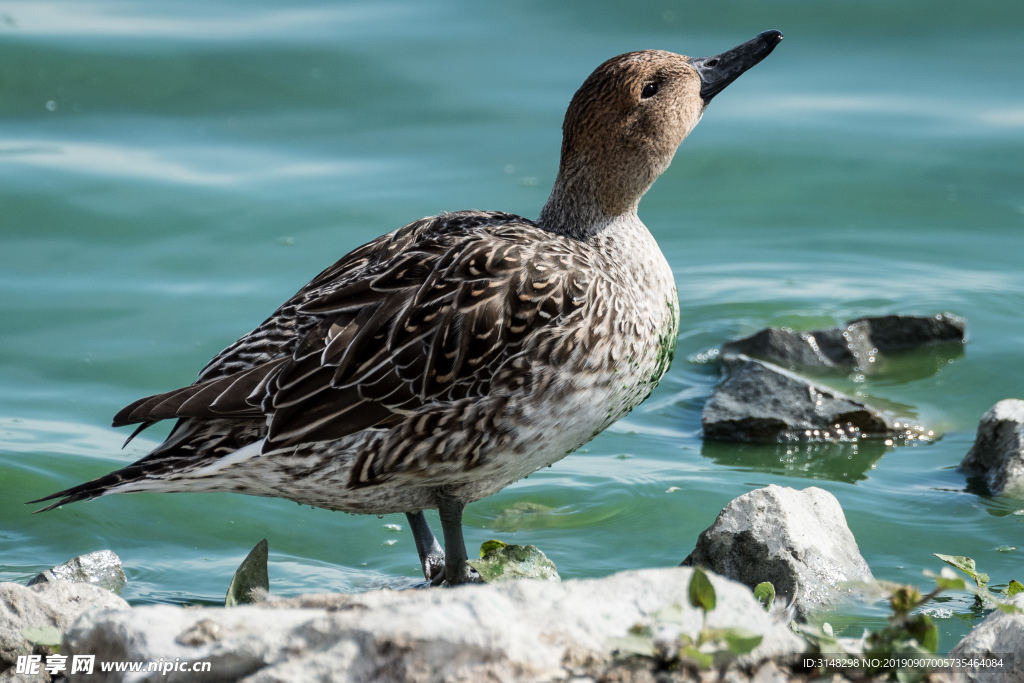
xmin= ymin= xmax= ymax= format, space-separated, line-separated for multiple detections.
xmin=27 ymin=550 xmax=126 ymax=593
xmin=721 ymin=323 xmax=875 ymax=372
xmin=64 ymin=567 xmax=805 ymax=682
xmin=960 ymin=399 xmax=1024 ymax=498
xmin=682 ymin=485 xmax=874 ymax=621
xmin=949 ymin=593 xmax=1024 ymax=682
xmin=0 ymin=581 xmax=129 ymax=675
xmin=467 ymin=541 xmax=560 ymax=583
xmin=851 ymin=313 xmax=965 ymax=352
xmin=720 ymin=313 xmax=965 ymax=373
xmin=701 ymin=355 xmax=898 ymax=443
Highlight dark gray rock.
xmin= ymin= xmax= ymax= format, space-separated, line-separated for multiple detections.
xmin=27 ymin=550 xmax=126 ymax=593
xmin=850 ymin=313 xmax=965 ymax=352
xmin=702 ymin=355 xmax=896 ymax=442
xmin=721 ymin=322 xmax=875 ymax=371
xmin=721 ymin=313 xmax=965 ymax=373
xmin=682 ymin=485 xmax=874 ymax=621
xmin=960 ymin=399 xmax=1024 ymax=498
xmin=949 ymin=593 xmax=1024 ymax=682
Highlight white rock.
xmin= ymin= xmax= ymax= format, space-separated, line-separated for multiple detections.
xmin=28 ymin=550 xmax=127 ymax=592
xmin=960 ymin=399 xmax=1024 ymax=498
xmin=1 ymin=581 xmax=129 ymax=673
xmin=683 ymin=485 xmax=873 ymax=620
xmin=64 ymin=567 xmax=805 ymax=682
xmin=949 ymin=594 xmax=1024 ymax=682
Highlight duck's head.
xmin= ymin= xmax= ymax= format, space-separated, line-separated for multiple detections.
xmin=540 ymin=30 xmax=783 ymax=236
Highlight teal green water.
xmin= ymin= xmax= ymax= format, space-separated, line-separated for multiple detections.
xmin=2 ymin=0 xmax=1023 ymax=650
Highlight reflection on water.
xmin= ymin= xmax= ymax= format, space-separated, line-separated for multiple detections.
xmin=701 ymin=439 xmax=888 ymax=484
xmin=867 ymin=344 xmax=966 ymax=385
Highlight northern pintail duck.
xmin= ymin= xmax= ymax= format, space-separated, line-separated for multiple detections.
xmin=34 ymin=31 xmax=783 ymax=585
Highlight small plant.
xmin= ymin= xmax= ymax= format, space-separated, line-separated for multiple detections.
xmin=225 ymin=539 xmax=270 ymax=606
xmin=794 ymin=555 xmax=1022 ymax=683
xmin=753 ymin=581 xmax=775 ymax=612
xmin=934 ymin=553 xmax=1022 ymax=609
xmin=608 ymin=566 xmax=763 ymax=673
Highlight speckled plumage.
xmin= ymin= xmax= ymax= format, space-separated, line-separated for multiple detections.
xmin=38 ymin=209 xmax=678 ymax=513
xmin=35 ymin=31 xmax=782 ymax=583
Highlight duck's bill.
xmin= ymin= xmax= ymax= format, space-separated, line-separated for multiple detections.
xmin=690 ymin=30 xmax=783 ymax=103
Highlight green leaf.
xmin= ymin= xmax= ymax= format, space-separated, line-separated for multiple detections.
xmin=22 ymin=626 xmax=62 ymax=650
xmin=933 ymin=576 xmax=967 ymax=591
xmin=790 ymin=621 xmax=837 ymax=647
xmin=226 ymin=538 xmax=269 ymax=607
xmin=679 ymin=644 xmax=714 ymax=669
xmin=607 ymin=635 xmax=656 ymax=657
xmin=479 ymin=539 xmax=507 ymax=557
xmin=753 ymin=582 xmax=775 ymax=611
xmin=723 ymin=628 xmax=763 ymax=655
xmin=1007 ymin=580 xmax=1024 ymax=597
xmin=688 ymin=566 xmax=716 ymax=613
xmin=934 ymin=554 xmax=987 ymax=588
xmin=995 ymin=601 xmax=1024 ymax=614
xmin=919 ymin=620 xmax=939 ymax=653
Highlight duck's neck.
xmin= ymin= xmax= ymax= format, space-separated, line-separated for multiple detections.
xmin=537 ymin=176 xmax=640 ymax=242
xmin=537 ymin=150 xmax=656 ymax=241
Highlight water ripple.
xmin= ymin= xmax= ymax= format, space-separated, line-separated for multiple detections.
xmin=0 ymin=138 xmax=380 ymax=188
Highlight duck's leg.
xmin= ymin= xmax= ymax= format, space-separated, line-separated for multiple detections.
xmin=436 ymin=491 xmax=480 ymax=585
xmin=405 ymin=511 xmax=445 ymax=582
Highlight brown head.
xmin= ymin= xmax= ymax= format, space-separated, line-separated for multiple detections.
xmin=539 ymin=30 xmax=783 ymax=238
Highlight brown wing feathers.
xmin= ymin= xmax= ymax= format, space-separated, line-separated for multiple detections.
xmin=109 ymin=213 xmax=589 ymax=464
xmin=111 ymin=358 xmax=288 ymax=427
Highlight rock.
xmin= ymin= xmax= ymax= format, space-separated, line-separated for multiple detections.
xmin=682 ymin=485 xmax=874 ymax=621
xmin=850 ymin=313 xmax=965 ymax=352
xmin=0 ymin=581 xmax=129 ymax=675
xmin=960 ymin=399 xmax=1024 ymax=498
xmin=721 ymin=323 xmax=875 ymax=372
xmin=720 ymin=313 xmax=965 ymax=373
xmin=64 ymin=567 xmax=806 ymax=682
xmin=948 ymin=594 xmax=1024 ymax=682
xmin=27 ymin=550 xmax=127 ymax=593
xmin=467 ymin=541 xmax=560 ymax=583
xmin=701 ymin=355 xmax=896 ymax=442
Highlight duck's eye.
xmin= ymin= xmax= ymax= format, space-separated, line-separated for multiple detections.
xmin=641 ymin=82 xmax=659 ymax=99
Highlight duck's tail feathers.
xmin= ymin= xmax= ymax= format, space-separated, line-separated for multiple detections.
xmin=28 ymin=465 xmax=155 ymax=512
xmin=29 ymin=418 xmax=269 ymax=512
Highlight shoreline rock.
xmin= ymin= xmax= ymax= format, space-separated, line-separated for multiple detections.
xmin=63 ymin=567 xmax=806 ymax=682
xmin=960 ymin=399 xmax=1024 ymax=498
xmin=1 ymin=581 xmax=129 ymax=679
xmin=682 ymin=485 xmax=874 ymax=621
xmin=948 ymin=593 xmax=1024 ymax=682
xmin=27 ymin=550 xmax=127 ymax=594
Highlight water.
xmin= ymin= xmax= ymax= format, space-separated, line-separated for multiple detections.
xmin=2 ymin=0 xmax=1023 ymax=651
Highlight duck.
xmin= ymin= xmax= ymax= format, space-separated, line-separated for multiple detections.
xmin=32 ymin=30 xmax=783 ymax=586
